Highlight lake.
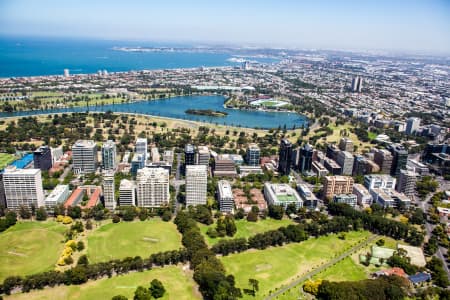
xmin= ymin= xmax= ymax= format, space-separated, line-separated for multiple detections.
xmin=0 ymin=95 xmax=308 ymax=129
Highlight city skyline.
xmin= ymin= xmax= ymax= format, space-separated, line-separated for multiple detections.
xmin=0 ymin=0 xmax=449 ymax=54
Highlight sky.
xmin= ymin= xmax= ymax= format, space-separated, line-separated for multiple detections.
xmin=1 ymin=0 xmax=450 ymax=54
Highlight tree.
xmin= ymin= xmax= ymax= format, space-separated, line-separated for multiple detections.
xmin=249 ymin=278 xmax=259 ymax=295
xmin=36 ymin=207 xmax=48 ymax=221
xmin=247 ymin=211 xmax=258 ymax=222
xmin=235 ymin=208 xmax=245 ymax=220
xmin=149 ymin=279 xmax=166 ymax=298
xmin=133 ymin=286 xmax=152 ymax=300
xmin=19 ymin=205 xmax=31 ymax=219
xmin=162 ymin=210 xmax=172 ymax=222
xmin=77 ymin=241 xmax=85 ymax=251
xmin=268 ymin=205 xmax=284 ymax=220
xmin=67 ymin=206 xmax=82 ymax=219
xmin=112 ymin=296 xmax=128 ymax=300
xmin=77 ymin=254 xmax=89 ymax=266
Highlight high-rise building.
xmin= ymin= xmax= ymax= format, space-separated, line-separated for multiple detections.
xmin=131 ymin=153 xmax=145 ymax=176
xmin=136 ymin=167 xmax=170 ymax=207
xmin=163 ymin=150 xmax=174 ymax=165
xmin=351 ymin=76 xmax=363 ymax=92
xmin=3 ymin=167 xmax=45 ymax=210
xmin=119 ymin=179 xmax=136 ymax=206
xmin=298 ymin=144 xmax=313 ymax=173
xmin=103 ymin=172 xmax=116 ymax=210
xmin=33 ymin=146 xmax=52 ymax=171
xmin=323 ymin=176 xmax=354 ymax=199
xmin=186 ymin=165 xmax=207 ymax=207
xmin=405 ymin=117 xmax=421 ymax=135
xmin=63 ymin=68 xmax=70 ymax=77
xmin=278 ymin=139 xmax=292 ymax=175
xmin=151 ymin=147 xmax=160 ymax=163
xmin=135 ymin=138 xmax=148 ymax=160
xmin=373 ymin=148 xmax=393 ymax=174
xmin=396 ymin=169 xmax=417 ymax=197
xmin=72 ymin=140 xmax=98 ymax=174
xmin=353 ymin=155 xmax=370 ymax=176
xmin=102 ymin=140 xmax=117 ymax=170
xmin=184 ymin=144 xmax=195 ymax=167
xmin=339 ymin=138 xmax=354 ymax=153
xmin=388 ymin=144 xmax=408 ymax=177
xmin=324 ymin=158 xmax=342 ymax=175
xmin=246 ymin=143 xmax=260 ymax=166
xmin=326 ymin=144 xmax=340 ymax=160
xmin=336 ymin=151 xmax=354 ymax=175
xmin=197 ymin=146 xmax=210 ymax=165
xmin=217 ymin=180 xmax=234 ymax=213
xmin=0 ymin=174 xmax=7 ymax=208
xmin=213 ymin=155 xmax=237 ymax=177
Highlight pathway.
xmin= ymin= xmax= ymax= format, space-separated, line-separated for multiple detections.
xmin=265 ymin=234 xmax=379 ymax=300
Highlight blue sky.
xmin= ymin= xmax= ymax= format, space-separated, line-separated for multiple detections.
xmin=1 ymin=0 xmax=449 ymax=53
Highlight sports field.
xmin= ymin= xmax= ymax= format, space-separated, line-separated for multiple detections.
xmin=5 ymin=265 xmax=200 ymax=300
xmin=0 ymin=153 xmax=15 ymax=169
xmin=0 ymin=221 xmax=66 ymax=281
xmin=87 ymin=219 xmax=182 ymax=263
xmin=221 ymin=231 xmax=371 ymax=299
xmin=199 ymin=218 xmax=295 ymax=245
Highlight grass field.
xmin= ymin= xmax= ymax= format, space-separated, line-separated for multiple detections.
xmin=221 ymin=231 xmax=371 ymax=299
xmin=5 ymin=265 xmax=200 ymax=300
xmin=0 ymin=221 xmax=66 ymax=281
xmin=199 ymin=218 xmax=295 ymax=246
xmin=313 ymin=257 xmax=367 ymax=282
xmin=87 ymin=220 xmax=182 ymax=263
xmin=0 ymin=153 xmax=16 ymax=169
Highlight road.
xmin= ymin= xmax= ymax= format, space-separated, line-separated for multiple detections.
xmin=171 ymin=152 xmax=184 ymax=214
xmin=265 ymin=234 xmax=379 ymax=300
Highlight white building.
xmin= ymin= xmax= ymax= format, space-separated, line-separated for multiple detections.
xmin=135 ymin=138 xmax=148 ymax=160
xmin=264 ymin=183 xmax=303 ymax=208
xmin=217 ymin=180 xmax=234 ymax=213
xmin=72 ymin=140 xmax=98 ymax=174
xmin=136 ymin=167 xmax=170 ymax=207
xmin=364 ymin=174 xmax=396 ymax=191
xmin=45 ymin=184 xmax=70 ymax=209
xmin=102 ymin=140 xmax=117 ymax=170
xmin=151 ymin=147 xmax=160 ymax=163
xmin=333 ymin=194 xmax=358 ymax=208
xmin=103 ymin=172 xmax=116 ymax=210
xmin=51 ymin=146 xmax=64 ymax=164
xmin=246 ymin=143 xmax=260 ymax=166
xmin=3 ymin=167 xmax=45 ymax=210
xmin=186 ymin=165 xmax=208 ymax=207
xmin=370 ymin=188 xmax=411 ymax=208
xmin=353 ymin=183 xmax=372 ymax=206
xmin=163 ymin=150 xmax=174 ymax=165
xmin=197 ymin=146 xmax=210 ymax=165
xmin=396 ymin=169 xmax=418 ymax=197
xmin=119 ymin=179 xmax=136 ymax=206
xmin=297 ymin=184 xmax=318 ymax=209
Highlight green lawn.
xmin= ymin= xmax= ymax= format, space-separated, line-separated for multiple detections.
xmin=313 ymin=257 xmax=367 ymax=282
xmin=0 ymin=153 xmax=16 ymax=169
xmin=87 ymin=219 xmax=182 ymax=263
xmin=5 ymin=266 xmax=200 ymax=300
xmin=0 ymin=221 xmax=66 ymax=281
xmin=221 ymin=231 xmax=371 ymax=299
xmin=199 ymin=218 xmax=295 ymax=246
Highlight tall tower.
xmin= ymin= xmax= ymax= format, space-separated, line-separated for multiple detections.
xmin=135 ymin=138 xmax=148 ymax=161
xmin=184 ymin=144 xmax=196 ymax=167
xmin=33 ymin=146 xmax=52 ymax=171
xmin=185 ymin=165 xmax=207 ymax=207
xmin=278 ymin=139 xmax=292 ymax=175
xmin=298 ymin=144 xmax=313 ymax=173
xmin=3 ymin=167 xmax=45 ymax=210
xmin=136 ymin=167 xmax=170 ymax=207
xmin=72 ymin=140 xmax=98 ymax=174
xmin=102 ymin=140 xmax=117 ymax=170
xmin=246 ymin=143 xmax=260 ymax=167
xmin=103 ymin=172 xmax=116 ymax=210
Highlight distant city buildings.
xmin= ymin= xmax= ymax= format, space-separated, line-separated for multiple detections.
xmin=186 ymin=165 xmax=207 ymax=207
xmin=72 ymin=140 xmax=97 ymax=174
xmin=351 ymin=76 xmax=363 ymax=93
xmin=405 ymin=117 xmax=421 ymax=135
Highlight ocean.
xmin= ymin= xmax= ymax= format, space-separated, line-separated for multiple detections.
xmin=0 ymin=36 xmax=275 ymax=78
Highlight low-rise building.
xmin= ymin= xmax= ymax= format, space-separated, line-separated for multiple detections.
xmin=45 ymin=184 xmax=70 ymax=209
xmin=233 ymin=188 xmax=267 ymax=213
xmin=297 ymin=184 xmax=318 ymax=209
xmin=353 ymin=184 xmax=372 ymax=206
xmin=370 ymin=188 xmax=411 ymax=208
xmin=364 ymin=174 xmax=396 ymax=191
xmin=217 ymin=180 xmax=234 ymax=213
xmin=312 ymin=161 xmax=329 ymax=177
xmin=264 ymin=183 xmax=303 ymax=208
xmin=323 ymin=176 xmax=354 ymax=199
xmin=333 ymin=194 xmax=357 ymax=208
xmin=213 ymin=155 xmax=237 ymax=177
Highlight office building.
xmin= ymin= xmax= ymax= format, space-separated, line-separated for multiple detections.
xmin=246 ymin=143 xmax=260 ymax=166
xmin=136 ymin=168 xmax=170 ymax=208
xmin=217 ymin=180 xmax=234 ymax=213
xmin=388 ymin=144 xmax=408 ymax=177
xmin=264 ymin=183 xmax=303 ymax=208
xmin=405 ymin=117 xmax=421 ymax=135
xmin=353 ymin=184 xmax=372 ymax=206
xmin=44 ymin=184 xmax=70 ymax=209
xmin=72 ymin=140 xmax=98 ymax=174
xmin=333 ymin=194 xmax=357 ymax=208
xmin=197 ymin=146 xmax=210 ymax=165
xmin=339 ymin=138 xmax=354 ymax=153
xmin=51 ymin=146 xmax=64 ymax=164
xmin=33 ymin=146 xmax=52 ymax=171
xmin=324 ymin=158 xmax=342 ymax=175
xmin=101 ymin=140 xmax=117 ymax=170
xmin=184 ymin=144 xmax=196 ymax=167
xmin=323 ymin=176 xmax=354 ymax=199
xmin=353 ymin=155 xmax=370 ymax=176
xmin=298 ymin=144 xmax=313 ymax=173
xmin=371 ymin=188 xmax=411 ymax=208
xmin=163 ymin=150 xmax=174 ymax=165
xmin=407 ymin=159 xmax=429 ymax=176
xmin=292 ymin=147 xmax=300 ymax=168
xmin=336 ymin=151 xmax=354 ymax=175
xmin=396 ymin=169 xmax=418 ymax=197
xmin=103 ymin=172 xmax=116 ymax=210
xmin=373 ymin=149 xmax=393 ymax=174
xmin=135 ymin=138 xmax=148 ymax=160
xmin=151 ymin=147 xmax=160 ymax=163
xmin=278 ymin=139 xmax=292 ymax=175
xmin=3 ymin=167 xmax=45 ymax=210
xmin=119 ymin=179 xmax=136 ymax=206
xmin=326 ymin=144 xmax=340 ymax=160
xmin=213 ymin=155 xmax=237 ymax=177
xmin=364 ymin=174 xmax=396 ymax=191
xmin=312 ymin=161 xmax=329 ymax=177
xmin=131 ymin=153 xmax=145 ymax=176
xmin=297 ymin=184 xmax=318 ymax=209
xmin=186 ymin=165 xmax=207 ymax=207
xmin=351 ymin=76 xmax=363 ymax=92
xmin=146 ymin=161 xmax=172 ymax=174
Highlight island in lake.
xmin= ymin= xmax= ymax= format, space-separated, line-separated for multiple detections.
xmin=185 ymin=109 xmax=228 ymax=117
